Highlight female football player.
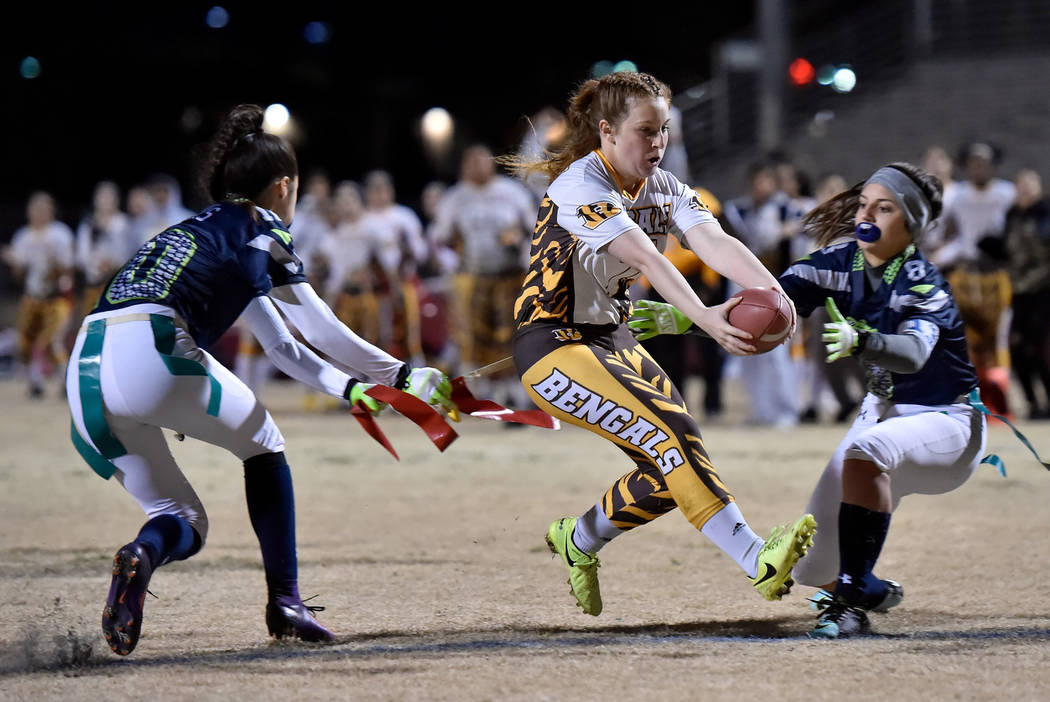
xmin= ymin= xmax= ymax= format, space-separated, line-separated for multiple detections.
xmin=506 ymin=71 xmax=816 ymax=617
xmin=631 ymin=162 xmax=988 ymax=638
xmin=67 ymin=104 xmax=456 ymax=655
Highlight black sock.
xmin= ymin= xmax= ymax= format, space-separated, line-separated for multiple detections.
xmin=835 ymin=502 xmax=891 ymax=606
xmin=244 ymin=452 xmax=299 ymax=602
xmin=135 ymin=514 xmax=201 ymax=567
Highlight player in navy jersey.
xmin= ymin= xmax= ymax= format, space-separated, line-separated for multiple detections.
xmin=630 ymin=162 xmax=987 ymax=638
xmin=66 ymin=104 xmax=457 ymax=655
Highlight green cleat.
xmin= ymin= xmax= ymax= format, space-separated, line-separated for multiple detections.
xmin=545 ymin=517 xmax=602 ymax=616
xmin=750 ymin=514 xmax=817 ymax=601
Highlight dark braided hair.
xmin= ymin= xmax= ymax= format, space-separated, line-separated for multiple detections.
xmin=499 ymin=72 xmax=671 ymax=182
xmin=200 ymin=104 xmax=298 ymax=204
xmin=803 ymin=161 xmax=944 ymax=248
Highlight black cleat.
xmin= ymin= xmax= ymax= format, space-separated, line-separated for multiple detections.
xmin=101 ymin=542 xmax=154 ymax=655
xmin=265 ymin=597 xmax=336 ymax=643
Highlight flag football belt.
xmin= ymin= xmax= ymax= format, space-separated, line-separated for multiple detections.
xmin=968 ymin=389 xmax=1050 ymax=476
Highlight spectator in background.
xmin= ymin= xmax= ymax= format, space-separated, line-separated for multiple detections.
xmin=516 ymin=106 xmax=568 ymax=203
xmin=315 ymin=181 xmax=382 ymax=347
xmin=430 ymin=145 xmax=534 ymax=402
xmin=362 ymin=170 xmax=428 ymax=364
xmin=724 ymin=161 xmax=799 ymax=428
xmin=920 ymin=145 xmax=958 ymax=208
xmin=123 ymin=185 xmax=157 ymax=254
xmin=929 ymin=142 xmax=1015 ymax=271
xmin=798 ymin=173 xmax=866 ymax=424
xmin=288 ymin=169 xmax=332 ymax=268
xmin=2 ymin=191 xmax=75 ymax=397
xmin=138 ymin=174 xmax=194 ymax=246
xmin=76 ymin=181 xmax=129 ymax=313
xmin=659 ymin=104 xmax=691 ymax=184
xmin=935 ymin=143 xmax=1016 ymax=415
xmin=1003 ymin=168 xmax=1050 ymax=419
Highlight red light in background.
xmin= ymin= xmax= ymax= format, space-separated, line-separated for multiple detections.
xmin=789 ymin=58 xmax=815 ymax=86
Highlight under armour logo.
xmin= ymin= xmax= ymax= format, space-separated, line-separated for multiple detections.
xmin=838 ymin=574 xmax=853 ymax=584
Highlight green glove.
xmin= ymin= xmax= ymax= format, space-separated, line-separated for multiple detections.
xmin=627 ymin=299 xmax=693 ymax=341
xmin=821 ymin=298 xmax=860 ymax=363
xmin=403 ymin=366 xmax=460 ymax=421
xmin=346 ymin=380 xmax=384 ymax=415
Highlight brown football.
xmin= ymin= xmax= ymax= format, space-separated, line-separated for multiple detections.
xmin=727 ymin=288 xmax=791 ymax=353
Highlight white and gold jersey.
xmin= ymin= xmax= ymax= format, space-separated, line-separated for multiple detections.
xmin=514 ymin=150 xmax=715 ymax=327
xmin=10 ymin=222 xmax=75 ymax=298
xmin=430 ymin=175 xmax=536 ymax=275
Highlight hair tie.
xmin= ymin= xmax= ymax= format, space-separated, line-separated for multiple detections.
xmin=233 ymin=131 xmax=260 ymax=150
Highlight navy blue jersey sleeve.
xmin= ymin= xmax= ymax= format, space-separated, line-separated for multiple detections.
xmin=238 ymin=210 xmax=306 ymax=296
xmin=778 ymin=241 xmax=855 ymax=318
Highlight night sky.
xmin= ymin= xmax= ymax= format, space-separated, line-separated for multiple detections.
xmin=4 ymin=3 xmax=755 ymax=226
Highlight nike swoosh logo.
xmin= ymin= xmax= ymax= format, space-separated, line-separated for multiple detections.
xmin=754 ymin=563 xmax=777 ymax=585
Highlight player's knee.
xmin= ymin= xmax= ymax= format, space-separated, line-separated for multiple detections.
xmin=845 ymin=440 xmax=893 ymax=472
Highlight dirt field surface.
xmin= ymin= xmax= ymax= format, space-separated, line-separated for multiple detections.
xmin=2 ymin=377 xmax=1049 ymax=701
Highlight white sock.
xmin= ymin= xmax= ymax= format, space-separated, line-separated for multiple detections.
xmin=700 ymin=502 xmax=764 ymax=578
xmin=571 ymin=503 xmax=620 ymax=554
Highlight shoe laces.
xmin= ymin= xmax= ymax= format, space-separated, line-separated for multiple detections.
xmin=817 ymin=599 xmax=863 ymax=624
xmin=301 ymin=594 xmax=325 ymax=613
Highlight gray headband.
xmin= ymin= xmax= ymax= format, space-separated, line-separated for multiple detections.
xmin=864 ymin=167 xmax=932 ymax=235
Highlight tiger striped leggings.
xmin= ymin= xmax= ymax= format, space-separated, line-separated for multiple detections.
xmin=513 ymin=322 xmax=734 ymax=532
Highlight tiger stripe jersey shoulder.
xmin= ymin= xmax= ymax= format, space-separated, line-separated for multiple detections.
xmin=514 ymin=150 xmax=715 ymax=328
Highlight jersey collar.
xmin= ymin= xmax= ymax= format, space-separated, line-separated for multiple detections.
xmin=594 ymin=149 xmax=646 ymax=201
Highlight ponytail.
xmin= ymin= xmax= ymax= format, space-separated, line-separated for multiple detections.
xmin=500 ymin=72 xmax=671 ymax=184
xmin=200 ymin=104 xmax=298 ymax=204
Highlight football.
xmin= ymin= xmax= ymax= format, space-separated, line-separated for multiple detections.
xmin=727 ymin=287 xmax=791 ymax=353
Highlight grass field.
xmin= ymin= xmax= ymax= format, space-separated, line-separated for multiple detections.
xmin=1 ymin=376 xmax=1049 ymax=701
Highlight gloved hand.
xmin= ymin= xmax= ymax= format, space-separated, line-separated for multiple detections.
xmin=627 ymin=299 xmax=693 ymax=341
xmin=344 ymin=379 xmax=385 ymax=415
xmin=822 ymin=298 xmax=861 ymax=362
xmin=403 ymin=366 xmax=460 ymax=421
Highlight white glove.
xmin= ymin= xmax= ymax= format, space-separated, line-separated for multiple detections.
xmin=403 ymin=366 xmax=459 ymax=420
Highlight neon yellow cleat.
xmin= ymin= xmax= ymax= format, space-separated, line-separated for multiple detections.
xmin=750 ymin=514 xmax=817 ymax=601
xmin=545 ymin=517 xmax=602 ymax=616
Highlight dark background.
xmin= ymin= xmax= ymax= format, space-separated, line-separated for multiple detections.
xmin=3 ymin=3 xmax=757 ymax=222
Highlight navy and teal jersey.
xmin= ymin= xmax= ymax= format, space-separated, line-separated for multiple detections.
xmin=780 ymin=240 xmax=977 ymax=404
xmin=93 ymin=202 xmax=306 ymax=348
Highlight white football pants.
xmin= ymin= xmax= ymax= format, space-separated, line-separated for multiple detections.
xmin=792 ymin=392 xmax=987 ymax=587
xmin=67 ymin=305 xmax=286 ymax=543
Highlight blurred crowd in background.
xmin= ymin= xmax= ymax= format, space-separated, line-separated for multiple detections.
xmin=3 ymin=104 xmax=1049 ymax=426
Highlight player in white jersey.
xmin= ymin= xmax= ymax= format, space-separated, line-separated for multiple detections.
xmin=363 ymin=171 xmax=428 ymax=363
xmin=317 ymin=181 xmax=382 ymax=346
xmin=76 ymin=181 xmax=129 ymax=313
xmin=3 ymin=191 xmax=75 ymax=397
xmin=430 ymin=145 xmax=535 ymax=399
xmin=506 ymin=71 xmax=816 ymax=617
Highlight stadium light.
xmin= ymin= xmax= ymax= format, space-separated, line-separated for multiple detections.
xmin=421 ymin=107 xmax=453 ymax=144
xmin=205 ymin=6 xmax=229 ymax=29
xmin=20 ymin=56 xmax=41 ymax=79
xmin=263 ymin=103 xmax=291 ymax=135
xmin=832 ymin=66 xmax=857 ymax=93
